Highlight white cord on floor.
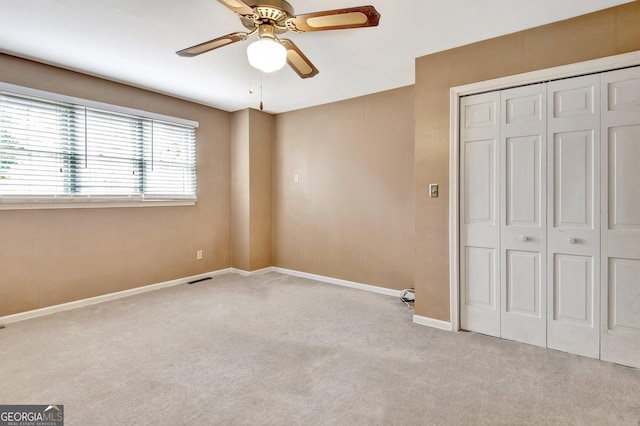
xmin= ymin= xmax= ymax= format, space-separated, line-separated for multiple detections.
xmin=400 ymin=288 xmax=415 ymax=308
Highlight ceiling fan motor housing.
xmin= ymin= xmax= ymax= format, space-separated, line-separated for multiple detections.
xmin=241 ymin=0 xmax=295 ymax=33
xmin=257 ymin=24 xmax=278 ymax=40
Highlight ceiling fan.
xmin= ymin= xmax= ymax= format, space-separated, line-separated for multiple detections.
xmin=176 ymin=0 xmax=381 ymax=79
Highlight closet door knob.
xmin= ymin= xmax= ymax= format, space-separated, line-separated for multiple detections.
xmin=566 ymin=237 xmax=577 ymax=244
xmin=519 ymin=235 xmax=529 ymax=242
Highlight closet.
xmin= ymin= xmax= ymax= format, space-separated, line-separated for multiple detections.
xmin=459 ymin=66 xmax=640 ymax=368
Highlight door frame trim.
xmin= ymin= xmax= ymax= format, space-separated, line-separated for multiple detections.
xmin=448 ymin=50 xmax=640 ymax=332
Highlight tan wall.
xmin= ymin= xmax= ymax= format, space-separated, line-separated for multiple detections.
xmin=231 ymin=110 xmax=251 ymax=271
xmin=0 ymin=55 xmax=231 ymax=317
xmin=414 ymin=2 xmax=640 ymax=321
xmin=248 ymin=109 xmax=273 ymax=270
xmin=274 ymin=86 xmax=415 ymax=290
xmin=231 ymin=109 xmax=273 ymax=271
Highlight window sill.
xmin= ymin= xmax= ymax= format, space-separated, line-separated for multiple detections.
xmin=0 ymin=196 xmax=197 ymax=210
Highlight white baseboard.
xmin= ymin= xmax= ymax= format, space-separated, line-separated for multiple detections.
xmin=230 ymin=267 xmax=274 ymax=277
xmin=0 ymin=266 xmax=404 ymax=325
xmin=0 ymin=268 xmax=232 ymax=325
xmin=413 ymin=314 xmax=452 ymax=331
xmin=272 ymin=267 xmax=403 ymax=298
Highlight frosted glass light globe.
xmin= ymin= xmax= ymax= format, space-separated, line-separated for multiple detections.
xmin=247 ymin=38 xmax=287 ymax=73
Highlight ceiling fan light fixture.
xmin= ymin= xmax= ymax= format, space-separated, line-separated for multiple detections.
xmin=247 ymin=38 xmax=287 ymax=73
xmin=177 ymin=2 xmax=380 ymax=79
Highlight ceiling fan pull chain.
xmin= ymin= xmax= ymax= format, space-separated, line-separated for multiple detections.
xmin=260 ymin=73 xmax=264 ymax=111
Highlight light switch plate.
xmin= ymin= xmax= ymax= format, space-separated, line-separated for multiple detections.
xmin=429 ymin=184 xmax=439 ymax=198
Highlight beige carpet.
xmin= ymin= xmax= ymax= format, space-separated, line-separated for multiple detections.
xmin=1 ymin=272 xmax=639 ymax=425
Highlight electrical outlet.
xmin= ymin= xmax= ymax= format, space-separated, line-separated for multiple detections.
xmin=196 ymin=250 xmax=203 ymax=260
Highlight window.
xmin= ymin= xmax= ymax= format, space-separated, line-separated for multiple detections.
xmin=0 ymin=86 xmax=197 ymax=208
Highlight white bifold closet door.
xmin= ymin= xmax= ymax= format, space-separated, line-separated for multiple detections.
xmin=500 ymin=84 xmax=547 ymax=347
xmin=460 ymin=66 xmax=640 ymax=367
xmin=600 ymin=67 xmax=640 ymax=369
xmin=460 ymin=84 xmax=547 ymax=345
xmin=460 ymin=92 xmax=501 ymax=338
xmin=546 ymin=74 xmax=601 ymax=359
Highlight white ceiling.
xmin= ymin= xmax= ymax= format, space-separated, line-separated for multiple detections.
xmin=0 ymin=0 xmax=633 ymax=113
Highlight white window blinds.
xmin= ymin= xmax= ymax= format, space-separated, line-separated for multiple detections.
xmin=0 ymin=93 xmax=78 ymax=196
xmin=145 ymin=120 xmax=197 ymax=198
xmin=0 ymin=89 xmax=197 ymax=205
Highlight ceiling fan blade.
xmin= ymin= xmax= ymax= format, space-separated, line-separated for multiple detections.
xmin=176 ymin=32 xmax=248 ymax=57
xmin=280 ymin=39 xmax=319 ymax=79
xmin=216 ymin=0 xmax=254 ymax=16
xmin=286 ymin=5 xmax=380 ymax=33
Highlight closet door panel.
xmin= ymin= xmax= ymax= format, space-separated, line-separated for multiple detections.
xmin=553 ymin=254 xmax=594 ymax=325
xmin=608 ymin=258 xmax=640 ymax=330
xmin=608 ymin=125 xmax=640 ymax=232
xmin=506 ymin=136 xmax=541 ymax=226
xmin=460 ymin=93 xmax=501 ymax=337
xmin=601 ymin=67 xmax=640 ymax=368
xmin=547 ymin=74 xmax=601 ymax=359
xmin=505 ymin=250 xmax=541 ymax=315
xmin=552 ymin=130 xmax=594 ymax=230
xmin=465 ymin=247 xmax=496 ymax=308
xmin=500 ymin=84 xmax=547 ymax=347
